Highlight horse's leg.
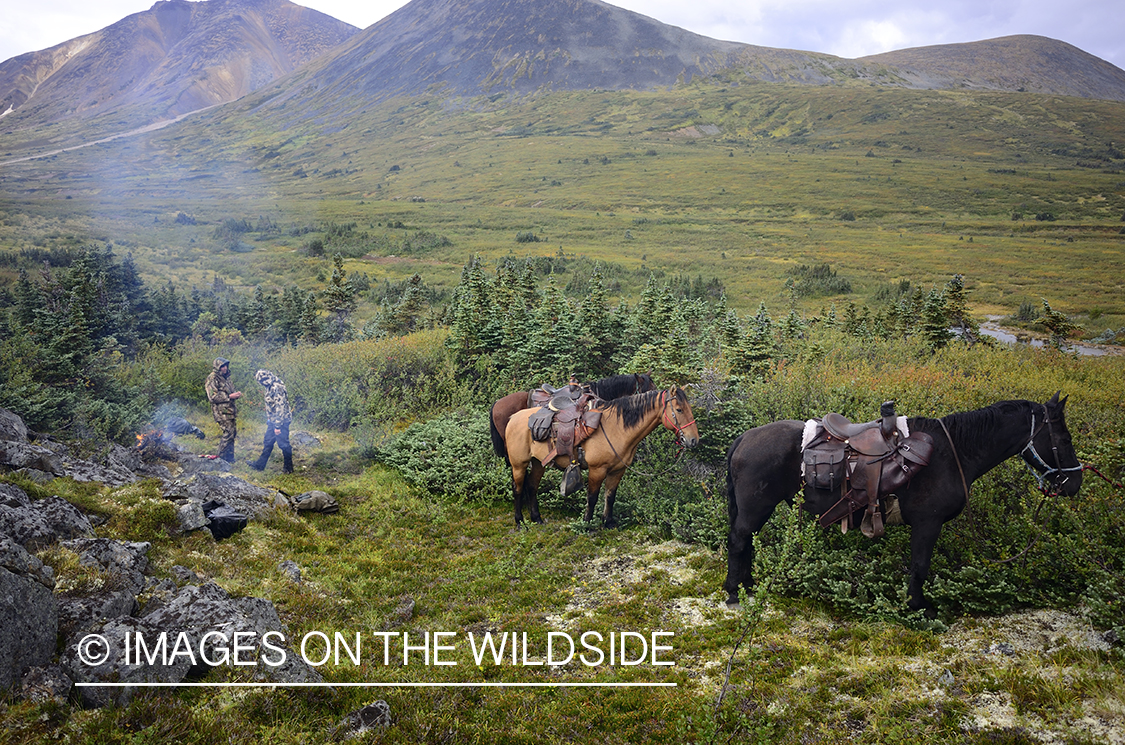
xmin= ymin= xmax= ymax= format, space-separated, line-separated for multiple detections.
xmin=906 ymin=520 xmax=943 ymax=615
xmin=526 ymin=460 xmax=546 ymax=524
xmin=583 ymin=468 xmax=606 ymax=522
xmin=723 ymin=488 xmax=785 ymax=606
xmin=600 ymin=470 xmax=627 ymax=529
xmin=511 ymin=457 xmax=529 ymax=525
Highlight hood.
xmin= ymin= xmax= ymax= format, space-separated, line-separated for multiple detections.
xmin=255 ymin=369 xmax=280 ymax=388
xmin=213 ymin=357 xmax=231 ymax=376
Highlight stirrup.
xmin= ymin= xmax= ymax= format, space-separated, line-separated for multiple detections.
xmin=561 ymin=463 xmax=584 ymax=497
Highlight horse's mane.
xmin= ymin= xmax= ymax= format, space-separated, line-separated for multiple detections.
xmin=603 ymin=387 xmax=686 ymax=428
xmin=586 ymin=373 xmax=653 ymax=400
xmin=911 ymin=400 xmax=1033 ymax=449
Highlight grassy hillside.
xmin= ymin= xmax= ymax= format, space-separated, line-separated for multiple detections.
xmin=3 ymin=329 xmax=1124 ymax=743
xmin=2 ymin=82 xmax=1123 ymax=333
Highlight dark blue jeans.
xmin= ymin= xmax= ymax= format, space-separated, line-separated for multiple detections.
xmin=263 ymin=421 xmax=292 ymax=457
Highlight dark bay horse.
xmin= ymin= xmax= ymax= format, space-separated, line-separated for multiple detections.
xmin=505 ymin=386 xmax=699 ymax=527
xmin=489 ymin=373 xmax=656 ymax=464
xmin=724 ymin=393 xmax=1083 ymax=613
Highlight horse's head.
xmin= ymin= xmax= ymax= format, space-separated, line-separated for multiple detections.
xmin=661 ymin=386 xmax=699 ymax=448
xmin=636 ymin=372 xmax=657 ymax=394
xmin=1021 ymin=391 xmax=1083 ymax=496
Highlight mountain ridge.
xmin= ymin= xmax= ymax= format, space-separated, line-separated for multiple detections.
xmin=2 ymin=0 xmax=1124 ymax=161
xmin=0 ymin=0 xmax=358 ymax=131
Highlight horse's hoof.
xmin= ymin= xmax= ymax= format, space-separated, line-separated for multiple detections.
xmin=603 ymin=519 xmax=618 ymax=530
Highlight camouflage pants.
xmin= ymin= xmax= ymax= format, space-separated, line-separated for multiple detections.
xmin=213 ymin=410 xmax=237 ymax=463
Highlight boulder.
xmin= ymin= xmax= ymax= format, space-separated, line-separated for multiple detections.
xmin=0 ymin=539 xmax=58 ymax=691
xmin=173 ymin=473 xmax=278 ymax=519
xmin=140 ymin=581 xmax=322 ymax=683
xmin=21 ymin=665 xmax=73 ymax=704
xmin=0 ymin=440 xmax=65 ymax=476
xmin=0 ymin=408 xmax=29 ymax=443
xmin=59 ymin=538 xmax=150 ymax=597
xmin=0 ymin=483 xmax=30 ymax=509
xmin=176 ymin=502 xmax=209 ymax=533
xmin=62 ymin=615 xmax=192 ymax=708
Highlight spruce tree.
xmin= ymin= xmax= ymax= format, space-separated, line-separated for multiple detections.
xmin=322 ymin=253 xmax=358 ymax=342
xmin=921 ymin=287 xmax=951 ymax=351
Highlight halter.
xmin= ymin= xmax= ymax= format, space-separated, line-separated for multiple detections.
xmin=660 ymin=390 xmax=695 ymax=445
xmin=1020 ymin=404 xmax=1083 ymax=494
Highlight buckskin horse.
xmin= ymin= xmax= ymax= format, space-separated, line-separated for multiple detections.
xmin=489 ymin=373 xmax=656 ymax=464
xmin=505 ymin=386 xmax=699 ymax=527
xmin=724 ymin=393 xmax=1082 ymax=613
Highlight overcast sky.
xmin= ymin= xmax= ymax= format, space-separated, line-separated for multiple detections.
xmin=1 ymin=0 xmax=1121 ymax=69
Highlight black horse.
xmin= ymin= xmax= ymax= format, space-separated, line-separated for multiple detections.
xmin=724 ymin=393 xmax=1083 ymax=613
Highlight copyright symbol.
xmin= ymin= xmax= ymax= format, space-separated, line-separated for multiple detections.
xmin=77 ymin=634 xmax=110 ymax=666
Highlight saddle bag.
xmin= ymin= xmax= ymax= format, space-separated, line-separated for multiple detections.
xmin=802 ymin=440 xmax=847 ymax=493
xmin=528 ymin=407 xmax=554 ymax=441
xmin=879 ymin=432 xmax=935 ymax=494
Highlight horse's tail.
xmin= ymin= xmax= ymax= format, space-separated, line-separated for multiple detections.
xmin=725 ymin=433 xmax=744 ymax=525
xmin=489 ymin=401 xmax=509 ymax=463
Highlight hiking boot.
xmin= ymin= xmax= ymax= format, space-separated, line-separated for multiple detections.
xmin=282 ymin=451 xmax=293 ymax=474
xmin=247 ymin=460 xmax=265 ymax=471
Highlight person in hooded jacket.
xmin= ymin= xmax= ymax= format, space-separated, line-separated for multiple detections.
xmin=248 ymin=369 xmax=293 ymax=473
xmin=204 ymin=357 xmax=242 ymax=463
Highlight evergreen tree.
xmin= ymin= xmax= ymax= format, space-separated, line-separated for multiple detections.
xmin=944 ymin=274 xmax=980 ymax=343
xmin=921 ymin=286 xmax=951 ymax=351
xmin=446 ymin=255 xmax=496 ymax=369
xmin=574 ymin=265 xmax=616 ymax=378
xmin=1041 ymin=299 xmax=1080 ymax=350
xmin=322 ymin=253 xmax=358 ymax=341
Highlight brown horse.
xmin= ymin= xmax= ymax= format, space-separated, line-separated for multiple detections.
xmin=504 ymin=386 xmax=699 ymax=527
xmin=489 ymin=373 xmax=656 ymax=464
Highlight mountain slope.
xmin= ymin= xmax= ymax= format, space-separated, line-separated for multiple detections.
xmin=262 ymin=0 xmax=763 ymax=103
xmin=858 ymin=35 xmax=1125 ymax=101
xmin=0 ymin=0 xmax=358 ymax=128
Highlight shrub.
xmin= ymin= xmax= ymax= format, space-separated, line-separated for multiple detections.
xmin=376 ymin=409 xmax=509 ymax=500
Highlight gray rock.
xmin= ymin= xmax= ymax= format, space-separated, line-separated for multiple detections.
xmin=140 ymin=581 xmax=322 ymax=683
xmin=0 ymin=408 xmax=29 ymax=443
xmin=62 ymin=455 xmax=136 ymax=487
xmin=21 ymin=664 xmax=73 ymax=704
xmin=0 ymin=502 xmax=57 ymax=550
xmin=105 ymin=444 xmax=143 ymax=474
xmin=0 ymin=564 xmax=58 ymax=690
xmin=290 ymin=431 xmax=321 ymax=449
xmin=335 ymin=700 xmax=392 ymax=739
xmin=0 ymin=483 xmax=30 ymax=508
xmin=178 ymin=473 xmax=278 ymax=519
xmin=58 ymin=591 xmax=139 ymax=642
xmin=62 ymin=615 xmax=192 ymax=708
xmin=0 ymin=440 xmax=65 ymax=475
xmin=32 ymin=496 xmax=95 ymax=541
xmin=0 ymin=535 xmax=55 ymax=588
xmin=176 ymin=502 xmax=209 ymax=533
xmin=278 ymin=560 xmax=302 ymax=584
xmin=59 ymin=538 xmax=150 ymax=597
xmin=0 ymin=494 xmax=93 ymax=550
xmin=170 ymin=566 xmax=201 ymax=585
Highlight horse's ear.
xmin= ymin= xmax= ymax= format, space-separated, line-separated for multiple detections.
xmin=1047 ymin=390 xmax=1061 ymax=406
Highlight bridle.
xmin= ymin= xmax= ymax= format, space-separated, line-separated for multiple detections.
xmin=660 ymin=389 xmax=695 ymax=446
xmin=1020 ymin=404 xmax=1083 ymax=495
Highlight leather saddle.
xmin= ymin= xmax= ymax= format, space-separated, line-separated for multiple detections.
xmin=804 ymin=401 xmax=934 ymax=538
xmin=526 ymin=382 xmax=602 ymax=466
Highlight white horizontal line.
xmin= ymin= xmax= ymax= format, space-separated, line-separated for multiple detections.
xmin=75 ymin=681 xmax=676 ymax=688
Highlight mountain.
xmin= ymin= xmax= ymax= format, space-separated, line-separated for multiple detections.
xmin=0 ymin=0 xmax=358 ymax=129
xmin=858 ymin=35 xmax=1125 ymax=101
xmin=253 ymin=0 xmax=850 ymax=108
xmin=3 ymin=0 xmax=1125 ymax=163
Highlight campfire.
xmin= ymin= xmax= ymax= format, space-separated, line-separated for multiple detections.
xmin=134 ymin=416 xmax=207 ymax=459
